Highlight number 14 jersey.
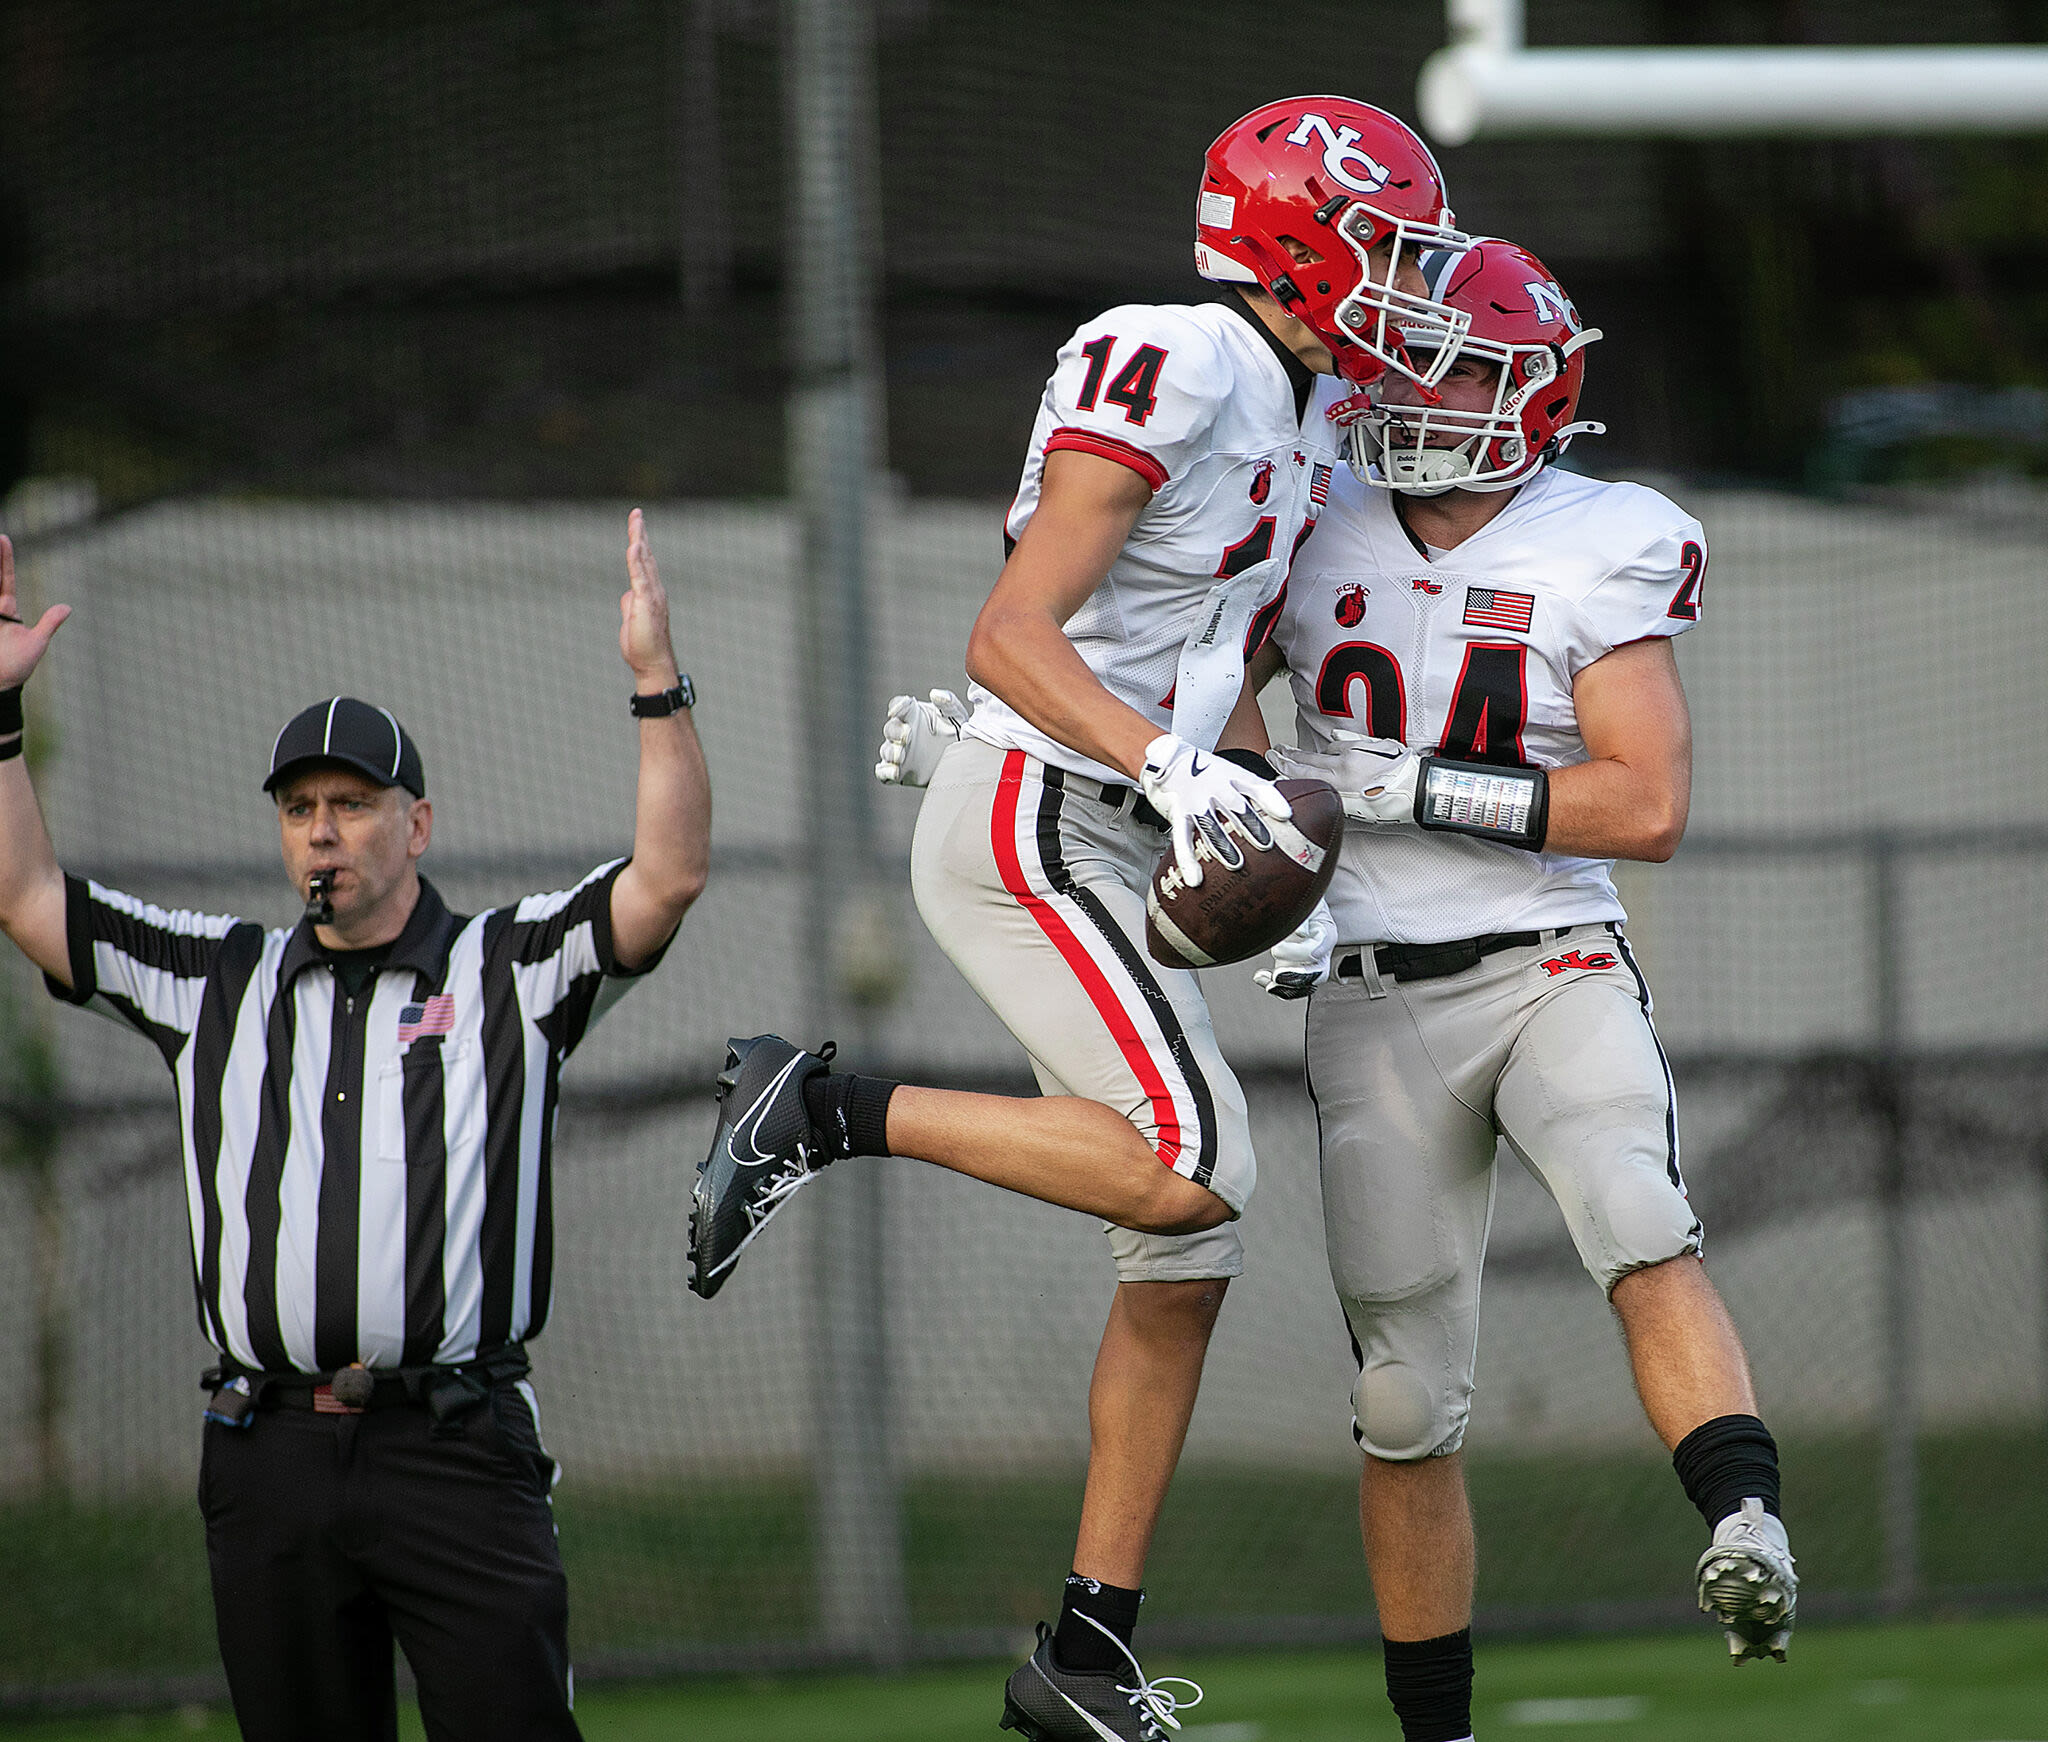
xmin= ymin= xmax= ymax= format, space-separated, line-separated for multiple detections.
xmin=964 ymin=300 xmax=1342 ymax=784
xmin=1272 ymin=442 xmax=1707 ymax=946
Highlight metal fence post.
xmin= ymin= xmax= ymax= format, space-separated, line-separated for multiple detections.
xmin=784 ymin=0 xmax=908 ymax=1665
xmin=1870 ymin=835 xmax=1917 ymax=1612
xmin=669 ymin=0 xmax=733 ymax=313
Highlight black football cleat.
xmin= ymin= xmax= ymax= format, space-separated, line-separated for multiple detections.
xmin=1000 ymin=1619 xmax=1202 ymax=1742
xmin=688 ymin=1035 xmax=837 ymax=1300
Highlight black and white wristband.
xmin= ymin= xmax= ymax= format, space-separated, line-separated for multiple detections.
xmin=629 ymin=675 xmax=695 ymax=717
xmin=1412 ymin=754 xmax=1549 ymax=852
xmin=0 ymin=686 xmax=21 ymax=763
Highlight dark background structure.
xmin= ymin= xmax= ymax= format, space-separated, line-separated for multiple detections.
xmin=1 ymin=0 xmax=2044 ymax=508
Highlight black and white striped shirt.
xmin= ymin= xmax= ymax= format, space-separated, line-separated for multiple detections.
xmin=49 ymin=864 xmax=660 ymax=1374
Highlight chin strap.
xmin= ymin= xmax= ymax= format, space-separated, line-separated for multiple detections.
xmin=1325 ymin=390 xmax=1376 ymax=427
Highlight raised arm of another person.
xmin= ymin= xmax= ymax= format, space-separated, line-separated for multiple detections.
xmin=0 ymin=534 xmax=74 ymax=984
xmin=609 ymin=508 xmax=711 ymax=970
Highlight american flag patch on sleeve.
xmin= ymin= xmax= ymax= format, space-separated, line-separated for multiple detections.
xmin=1463 ymin=587 xmax=1534 ymax=633
xmin=1310 ymin=462 xmax=1333 ymax=505
xmin=397 ymin=993 xmax=457 ymax=1044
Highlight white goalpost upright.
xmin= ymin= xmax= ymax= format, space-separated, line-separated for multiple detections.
xmin=1420 ymin=0 xmax=2048 ymax=143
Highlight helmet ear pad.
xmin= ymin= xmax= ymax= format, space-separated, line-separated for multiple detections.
xmin=1230 ymin=231 xmax=1306 ymax=303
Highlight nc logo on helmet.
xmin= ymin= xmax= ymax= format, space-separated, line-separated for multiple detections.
xmin=1525 ymin=279 xmax=1582 ymax=332
xmin=1284 ymin=114 xmax=1391 ymax=196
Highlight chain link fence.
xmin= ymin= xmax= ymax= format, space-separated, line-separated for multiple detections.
xmin=1 ymin=487 xmax=2044 ymax=1705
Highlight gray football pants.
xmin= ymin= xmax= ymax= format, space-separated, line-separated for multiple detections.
xmin=1307 ymin=926 xmax=1703 ymax=1461
xmin=910 ymin=738 xmax=1253 ymax=1281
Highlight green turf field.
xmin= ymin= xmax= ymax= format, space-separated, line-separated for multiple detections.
xmin=6 ymin=1429 xmax=2046 ymax=1687
xmin=4 ymin=1617 xmax=2046 ymax=1741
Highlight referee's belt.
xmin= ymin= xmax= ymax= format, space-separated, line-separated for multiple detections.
xmin=1336 ymin=926 xmax=1579 ymax=986
xmin=203 ymin=1344 xmax=529 ymax=1421
xmin=1062 ymin=771 xmax=1169 ymax=832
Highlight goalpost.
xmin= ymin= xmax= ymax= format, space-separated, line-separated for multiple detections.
xmin=1420 ymin=0 xmax=2048 ymax=143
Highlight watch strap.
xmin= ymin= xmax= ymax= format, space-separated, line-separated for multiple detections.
xmin=629 ymin=675 xmax=695 ymax=717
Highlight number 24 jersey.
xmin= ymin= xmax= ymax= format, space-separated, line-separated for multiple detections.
xmin=1271 ymin=438 xmax=1707 ymax=946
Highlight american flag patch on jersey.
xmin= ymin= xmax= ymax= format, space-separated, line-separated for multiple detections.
xmin=1463 ymin=587 xmax=1534 ymax=633
xmin=1309 ymin=462 xmax=1333 ymax=505
xmin=397 ymin=994 xmax=456 ymax=1044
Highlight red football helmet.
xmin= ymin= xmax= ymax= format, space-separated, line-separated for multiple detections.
xmin=1197 ymin=96 xmax=1470 ymax=389
xmin=1351 ymin=239 xmax=1604 ymax=493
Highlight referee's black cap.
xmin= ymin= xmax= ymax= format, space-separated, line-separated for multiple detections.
xmin=264 ymin=697 xmax=426 ymax=798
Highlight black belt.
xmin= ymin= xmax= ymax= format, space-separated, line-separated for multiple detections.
xmin=1336 ymin=926 xmax=1574 ymax=986
xmin=203 ymin=1344 xmax=529 ymax=1427
xmin=1061 ymin=770 xmax=1169 ymax=832
xmin=262 ymin=1373 xmax=430 ymax=1414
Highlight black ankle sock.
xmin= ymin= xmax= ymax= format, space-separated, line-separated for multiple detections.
xmin=1382 ymin=1629 xmax=1473 ymax=1742
xmin=1053 ymin=1573 xmax=1143 ymax=1674
xmin=800 ymin=1070 xmax=898 ymax=1161
xmin=1672 ymin=1413 xmax=1781 ymax=1529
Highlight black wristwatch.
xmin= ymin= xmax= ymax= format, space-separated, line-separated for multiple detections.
xmin=629 ymin=676 xmax=695 ymax=717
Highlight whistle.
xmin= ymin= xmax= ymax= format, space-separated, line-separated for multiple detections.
xmin=305 ymin=870 xmax=336 ymax=926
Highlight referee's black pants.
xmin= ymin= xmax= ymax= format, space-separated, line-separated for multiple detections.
xmin=200 ymin=1381 xmax=581 ymax=1741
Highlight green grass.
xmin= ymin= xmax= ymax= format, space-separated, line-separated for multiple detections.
xmin=5 ymin=1616 xmax=2047 ymax=1740
xmin=3 ymin=1430 xmax=2043 ymax=1689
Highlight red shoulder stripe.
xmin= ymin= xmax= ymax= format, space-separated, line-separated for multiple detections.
xmin=1044 ymin=426 xmax=1170 ymax=493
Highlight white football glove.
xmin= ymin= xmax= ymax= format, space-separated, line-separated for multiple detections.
xmin=875 ymin=689 xmax=971 ymax=787
xmin=1138 ymin=734 xmax=1292 ymax=888
xmin=1254 ymin=898 xmax=1337 ymax=999
xmin=1273 ymin=731 xmax=1421 ymax=826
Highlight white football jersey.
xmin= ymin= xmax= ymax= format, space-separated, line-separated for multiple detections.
xmin=1273 ymin=437 xmax=1707 ymax=945
xmin=964 ymin=300 xmax=1342 ymax=783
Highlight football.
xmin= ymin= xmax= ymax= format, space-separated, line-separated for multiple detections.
xmin=1145 ymin=777 xmax=1344 ymax=968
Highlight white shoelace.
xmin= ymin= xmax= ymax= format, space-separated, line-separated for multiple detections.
xmin=744 ymin=1156 xmax=817 ymax=1226
xmin=1073 ymin=1613 xmax=1205 ymax=1737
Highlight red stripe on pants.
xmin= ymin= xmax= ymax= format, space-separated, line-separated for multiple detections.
xmin=988 ymin=751 xmax=1186 ymax=1170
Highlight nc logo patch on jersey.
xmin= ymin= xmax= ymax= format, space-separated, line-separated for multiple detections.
xmin=1411 ymin=575 xmax=1443 ymax=596
xmin=1335 ymin=583 xmax=1369 ymax=627
xmin=1284 ymin=113 xmax=1392 ymax=195
xmin=1249 ymin=460 xmax=1274 ymax=504
xmin=1539 ymin=948 xmax=1617 ymax=978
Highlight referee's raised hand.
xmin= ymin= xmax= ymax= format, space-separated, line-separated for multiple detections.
xmin=620 ymin=506 xmax=679 ymax=684
xmin=0 ymin=534 xmax=72 ymax=690
xmin=611 ymin=507 xmax=709 ymax=972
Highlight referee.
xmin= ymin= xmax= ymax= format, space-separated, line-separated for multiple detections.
xmin=0 ymin=511 xmax=709 ymax=1741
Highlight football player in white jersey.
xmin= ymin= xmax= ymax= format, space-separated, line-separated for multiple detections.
xmin=1243 ymin=239 xmax=1796 ymax=1742
xmin=690 ymin=98 xmax=1468 ymax=1740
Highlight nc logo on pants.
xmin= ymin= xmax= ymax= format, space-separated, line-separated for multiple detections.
xmin=1539 ymin=948 xmax=1616 ymax=977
